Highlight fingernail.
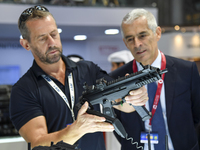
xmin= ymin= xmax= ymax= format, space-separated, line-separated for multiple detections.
xmin=125 ymin=97 xmax=129 ymax=101
xmin=130 ymin=91 xmax=134 ymax=95
xmin=110 ymin=125 xmax=114 ymax=129
xmin=84 ymin=102 xmax=88 ymax=107
xmin=101 ymin=118 xmax=106 ymax=121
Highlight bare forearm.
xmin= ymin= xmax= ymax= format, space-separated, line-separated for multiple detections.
xmin=20 ymin=102 xmax=114 ymax=149
xmin=23 ymin=122 xmax=83 ymax=148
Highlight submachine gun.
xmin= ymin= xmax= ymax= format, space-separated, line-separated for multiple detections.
xmin=76 ymin=63 xmax=167 ymax=139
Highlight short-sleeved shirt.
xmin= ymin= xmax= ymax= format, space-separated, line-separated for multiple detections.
xmin=9 ymin=55 xmax=113 ymax=150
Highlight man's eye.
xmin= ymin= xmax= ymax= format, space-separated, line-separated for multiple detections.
xmin=140 ymin=34 xmax=146 ymax=38
xmin=39 ymin=38 xmax=45 ymax=41
xmin=127 ymin=38 xmax=133 ymax=42
xmin=51 ymin=34 xmax=56 ymax=38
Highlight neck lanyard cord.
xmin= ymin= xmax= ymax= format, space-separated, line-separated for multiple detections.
xmin=42 ymin=72 xmax=75 ymax=122
xmin=132 ymin=52 xmax=166 ymax=125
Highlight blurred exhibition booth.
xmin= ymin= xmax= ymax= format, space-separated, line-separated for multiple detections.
xmin=0 ymin=0 xmax=200 ymax=150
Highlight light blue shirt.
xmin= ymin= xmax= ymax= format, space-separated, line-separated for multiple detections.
xmin=136 ymin=50 xmax=174 ymax=150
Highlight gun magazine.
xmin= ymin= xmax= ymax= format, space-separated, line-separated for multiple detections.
xmin=125 ymin=134 xmax=144 ymax=150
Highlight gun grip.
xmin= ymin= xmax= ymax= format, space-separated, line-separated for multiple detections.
xmin=85 ymin=109 xmax=127 ymax=138
xmin=112 ymin=118 xmax=127 ymax=138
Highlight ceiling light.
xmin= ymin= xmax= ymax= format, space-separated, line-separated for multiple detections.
xmin=181 ymin=28 xmax=186 ymax=33
xmin=74 ymin=35 xmax=87 ymax=41
xmin=105 ymin=29 xmax=119 ymax=35
xmin=174 ymin=25 xmax=180 ymax=31
xmin=58 ymin=28 xmax=62 ymax=33
xmin=152 ymin=2 xmax=157 ymax=7
xmin=174 ymin=34 xmax=183 ymax=49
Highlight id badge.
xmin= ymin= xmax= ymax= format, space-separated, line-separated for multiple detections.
xmin=140 ymin=132 xmax=159 ymax=144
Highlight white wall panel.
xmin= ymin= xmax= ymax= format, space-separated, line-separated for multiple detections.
xmin=0 ymin=4 xmax=158 ymax=27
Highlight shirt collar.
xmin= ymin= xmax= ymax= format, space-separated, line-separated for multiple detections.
xmin=136 ymin=50 xmax=161 ymax=71
xmin=31 ymin=55 xmax=77 ymax=78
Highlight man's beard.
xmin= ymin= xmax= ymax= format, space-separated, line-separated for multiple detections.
xmin=33 ymin=46 xmax=62 ymax=64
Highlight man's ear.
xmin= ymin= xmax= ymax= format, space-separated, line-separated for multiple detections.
xmin=123 ymin=38 xmax=128 ymax=48
xmin=156 ymin=26 xmax=162 ymax=41
xmin=119 ymin=62 xmax=124 ymax=67
xmin=20 ymin=39 xmax=31 ymax=51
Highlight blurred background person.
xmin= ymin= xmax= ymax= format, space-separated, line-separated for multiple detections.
xmin=107 ymin=50 xmax=134 ymax=72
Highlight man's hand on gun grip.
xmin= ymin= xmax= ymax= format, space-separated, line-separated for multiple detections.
xmin=125 ymin=86 xmax=148 ymax=106
xmin=74 ymin=101 xmax=114 ymax=135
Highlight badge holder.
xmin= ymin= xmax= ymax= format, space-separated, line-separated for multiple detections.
xmin=140 ymin=130 xmax=169 ymax=150
xmin=140 ymin=131 xmax=159 ymax=144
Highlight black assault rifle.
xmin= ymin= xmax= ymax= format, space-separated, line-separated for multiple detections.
xmin=76 ymin=64 xmax=167 ymax=139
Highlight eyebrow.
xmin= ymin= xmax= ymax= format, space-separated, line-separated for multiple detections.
xmin=36 ymin=29 xmax=58 ymax=39
xmin=37 ymin=34 xmax=46 ymax=40
xmin=124 ymin=31 xmax=149 ymax=39
xmin=125 ymin=35 xmax=133 ymax=39
xmin=139 ymin=31 xmax=148 ymax=35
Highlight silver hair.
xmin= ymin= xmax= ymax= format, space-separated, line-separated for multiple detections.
xmin=121 ymin=8 xmax=158 ymax=37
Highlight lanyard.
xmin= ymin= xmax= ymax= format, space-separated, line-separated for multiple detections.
xmin=42 ymin=72 xmax=75 ymax=122
xmin=132 ymin=51 xmax=166 ymax=125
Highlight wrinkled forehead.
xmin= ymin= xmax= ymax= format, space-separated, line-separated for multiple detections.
xmin=26 ymin=15 xmax=57 ymax=37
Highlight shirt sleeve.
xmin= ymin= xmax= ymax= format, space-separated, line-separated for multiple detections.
xmin=9 ymin=83 xmax=44 ymax=131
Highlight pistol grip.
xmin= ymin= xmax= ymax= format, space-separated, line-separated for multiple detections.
xmin=86 ymin=109 xmax=127 ymax=138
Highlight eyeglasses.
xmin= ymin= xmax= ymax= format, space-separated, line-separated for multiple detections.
xmin=19 ymin=5 xmax=49 ymax=26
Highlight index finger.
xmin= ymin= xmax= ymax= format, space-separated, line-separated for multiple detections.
xmin=129 ymin=86 xmax=146 ymax=95
xmin=77 ymin=101 xmax=88 ymax=116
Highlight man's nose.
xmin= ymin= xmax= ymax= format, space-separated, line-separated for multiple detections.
xmin=47 ymin=35 xmax=55 ymax=47
xmin=134 ymin=38 xmax=142 ymax=48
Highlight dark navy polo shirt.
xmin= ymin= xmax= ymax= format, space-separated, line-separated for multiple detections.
xmin=9 ymin=55 xmax=113 ymax=150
